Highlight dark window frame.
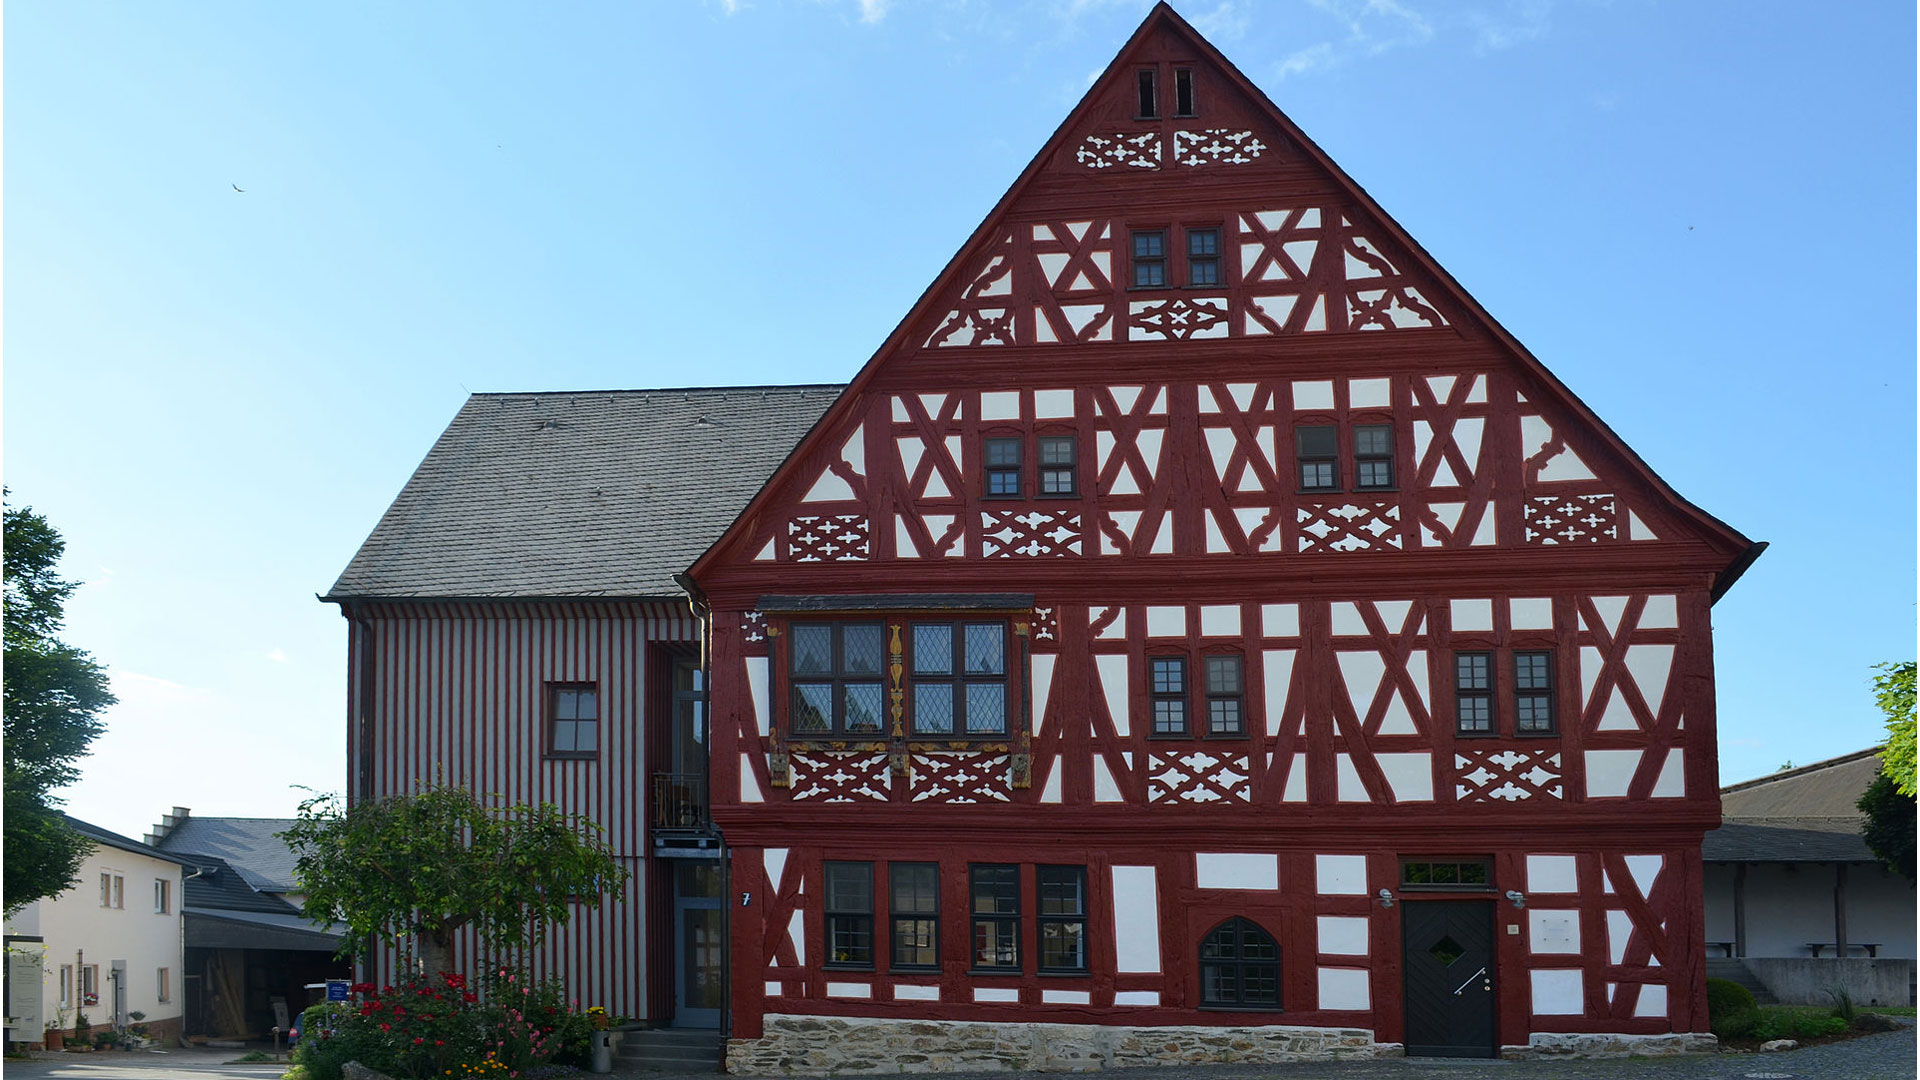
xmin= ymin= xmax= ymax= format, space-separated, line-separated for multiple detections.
xmin=1514 ymin=650 xmax=1557 ymax=735
xmin=908 ymin=620 xmax=1010 ymax=738
xmin=889 ymin=862 xmax=940 ymax=972
xmin=545 ymin=681 xmax=600 ymax=759
xmin=1353 ymin=423 xmax=1395 ymax=490
xmin=1132 ymin=229 xmax=1168 ymax=289
xmin=1135 ymin=68 xmax=1159 ymax=119
xmin=1036 ymin=865 xmax=1089 ymax=974
xmin=984 ymin=435 xmax=1024 ymax=499
xmin=1296 ymin=425 xmax=1339 ymax=492
xmin=1037 ymin=434 xmax=1078 ymax=497
xmin=1173 ymin=67 xmax=1196 ymax=117
xmin=1186 ymin=227 xmax=1221 ymax=288
xmin=1203 ymin=653 xmax=1246 ymax=737
xmin=1199 ymin=917 xmax=1282 ymax=1011
xmin=1454 ymin=651 xmax=1494 ymax=737
xmin=969 ymin=863 xmax=1022 ymax=973
xmin=824 ymin=861 xmax=875 ymax=969
xmin=788 ymin=622 xmax=888 ymax=739
xmin=1399 ymin=858 xmax=1495 ymax=892
xmin=1149 ymin=655 xmax=1190 ymax=737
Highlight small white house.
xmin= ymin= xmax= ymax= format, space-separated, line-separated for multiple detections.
xmin=3 ymin=817 xmax=191 ymax=1045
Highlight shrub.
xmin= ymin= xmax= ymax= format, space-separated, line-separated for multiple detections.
xmin=1706 ymin=978 xmax=1758 ymax=1037
xmin=293 ymin=971 xmax=607 ymax=1079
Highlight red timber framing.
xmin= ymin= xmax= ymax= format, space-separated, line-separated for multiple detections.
xmin=689 ymin=1 xmax=1756 ymax=1058
xmin=336 ymin=598 xmax=698 ymax=1017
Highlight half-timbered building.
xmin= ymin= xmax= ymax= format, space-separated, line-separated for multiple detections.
xmin=332 ymin=3 xmax=1759 ymax=1067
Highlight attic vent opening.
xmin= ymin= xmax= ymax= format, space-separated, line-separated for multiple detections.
xmin=1136 ymin=69 xmax=1158 ymax=119
xmin=1174 ymin=68 xmax=1195 ymax=117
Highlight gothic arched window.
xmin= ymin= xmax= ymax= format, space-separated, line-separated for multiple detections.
xmin=1199 ymin=917 xmax=1281 ymax=1009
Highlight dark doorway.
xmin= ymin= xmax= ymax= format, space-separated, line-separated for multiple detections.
xmin=671 ymin=861 xmax=724 ymax=1028
xmin=1401 ymin=900 xmax=1496 ymax=1057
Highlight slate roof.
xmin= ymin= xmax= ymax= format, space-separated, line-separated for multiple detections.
xmin=154 ymin=816 xmax=303 ymax=893
xmin=65 ymin=816 xmax=197 ymax=867
xmin=1703 ymin=748 xmax=1884 ymax=864
xmin=183 ymin=907 xmax=344 ymax=951
xmin=327 ymin=386 xmax=842 ymax=599
xmin=178 ymin=855 xmax=305 ymax=915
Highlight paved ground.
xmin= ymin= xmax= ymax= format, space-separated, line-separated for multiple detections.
xmin=5 ymin=1026 xmax=1914 ymax=1080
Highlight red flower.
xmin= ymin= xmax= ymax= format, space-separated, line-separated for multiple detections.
xmin=413 ymin=1037 xmax=424 ymax=1045
xmin=379 ymin=1023 xmax=391 ymax=1032
xmin=462 ymin=993 xmax=477 ymax=1004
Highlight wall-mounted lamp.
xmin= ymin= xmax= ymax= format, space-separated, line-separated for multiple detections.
xmin=1505 ymin=889 xmax=1527 ymax=910
xmin=1376 ymin=888 xmax=1395 ymax=909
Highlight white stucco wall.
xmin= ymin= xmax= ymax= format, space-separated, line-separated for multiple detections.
xmin=1705 ymin=861 xmax=1916 ymax=959
xmin=3 ymin=842 xmax=185 ymax=1034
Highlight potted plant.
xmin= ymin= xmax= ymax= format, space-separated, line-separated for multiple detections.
xmin=44 ymin=1006 xmax=68 ymax=1051
xmin=126 ymin=1011 xmax=151 ymax=1048
xmin=71 ymin=1012 xmax=91 ymax=1052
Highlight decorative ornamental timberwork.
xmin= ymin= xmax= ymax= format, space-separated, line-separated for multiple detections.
xmin=1129 ymin=296 xmax=1230 ymax=341
xmin=1523 ymin=495 xmax=1619 ymax=545
xmin=909 ymin=751 xmax=1013 ymax=803
xmin=1075 ymin=132 xmax=1161 ymax=170
xmin=1455 ymin=748 xmax=1564 ymax=802
xmin=786 ymin=515 xmax=872 ymax=562
xmin=1030 ymin=606 xmax=1059 ymax=644
xmin=1296 ymin=503 xmax=1402 ymax=552
xmin=1173 ymin=128 xmax=1267 ymax=166
xmin=742 ymin=611 xmax=766 ymax=644
xmin=1147 ymin=750 xmax=1251 ymax=804
xmin=981 ymin=509 xmax=1082 ymax=557
xmin=788 ymin=751 xmax=891 ymax=802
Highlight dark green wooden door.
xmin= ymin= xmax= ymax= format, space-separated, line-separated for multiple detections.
xmin=1402 ymin=900 xmax=1496 ymax=1057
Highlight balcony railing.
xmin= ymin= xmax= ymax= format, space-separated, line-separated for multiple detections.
xmin=651 ymin=773 xmax=711 ymax=834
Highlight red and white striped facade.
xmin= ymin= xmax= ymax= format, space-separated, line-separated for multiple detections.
xmin=686 ymin=4 xmax=1756 ymax=1063
xmin=337 ymin=600 xmax=697 ymax=1014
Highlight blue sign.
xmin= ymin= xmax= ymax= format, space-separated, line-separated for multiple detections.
xmin=326 ymin=980 xmax=350 ymax=1002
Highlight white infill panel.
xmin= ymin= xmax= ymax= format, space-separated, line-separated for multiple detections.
xmin=764 ymin=848 xmax=788 ymax=893
xmin=1526 ymin=854 xmax=1577 ymax=894
xmin=741 ymin=755 xmax=764 ymax=803
xmin=1651 ymin=751 xmax=1685 ymax=798
xmin=1316 ymin=854 xmax=1369 ymax=895
xmin=1317 ymin=968 xmax=1370 ymax=1010
xmin=973 ymin=988 xmax=1019 ymax=1003
xmin=1450 ymin=598 xmax=1494 ymax=632
xmin=1335 ymin=754 xmax=1367 ymax=801
xmin=1095 ymin=654 xmax=1131 ymax=736
xmin=765 ymin=981 xmax=783 ymax=997
xmin=1145 ymin=606 xmax=1185 ymax=637
xmin=1640 ymin=594 xmax=1679 ymax=629
xmin=1530 ymin=969 xmax=1584 ymax=1015
xmin=1113 ymin=991 xmax=1159 ymax=1006
xmin=1092 ymin=756 xmax=1123 ymax=803
xmin=1634 ymin=984 xmax=1667 ymax=1018
xmin=979 ymin=391 xmax=1020 ymax=420
xmin=1195 ymin=853 xmax=1278 ymax=890
xmin=1510 ymin=597 xmax=1553 ymax=630
xmin=1042 ymin=989 xmax=1091 ymax=1005
xmin=1031 ymin=653 xmax=1057 ymax=736
xmin=1200 ymin=605 xmax=1241 ymax=637
xmin=1625 ymin=645 xmax=1675 ymax=715
xmin=1112 ymin=866 xmax=1161 ymax=972
xmin=1584 ymin=750 xmax=1641 ymax=798
xmin=1374 ymin=753 xmax=1433 ymax=802
xmin=826 ymin=982 xmax=870 ymax=998
xmin=1607 ymin=910 xmax=1634 ymax=964
xmin=893 ymin=984 xmax=940 ymax=1001
xmin=1317 ymin=916 xmax=1369 ymax=956
xmin=1262 ymin=650 xmax=1296 ymax=736
xmin=746 ymin=657 xmax=771 ymax=735
xmin=1261 ymin=603 xmax=1299 ymax=637
xmin=1033 ymin=388 xmax=1075 ymax=418
xmin=1529 ymin=910 xmax=1580 ymax=954
xmin=789 ymin=910 xmax=806 ymax=966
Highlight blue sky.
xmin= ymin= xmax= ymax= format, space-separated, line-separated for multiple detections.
xmin=7 ymin=0 xmax=1913 ymax=840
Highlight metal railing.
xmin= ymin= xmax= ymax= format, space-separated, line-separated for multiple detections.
xmin=650 ymin=773 xmax=711 ymax=832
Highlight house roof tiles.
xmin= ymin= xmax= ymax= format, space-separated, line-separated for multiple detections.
xmin=327 ymin=386 xmax=841 ymax=600
xmin=154 ymin=816 xmax=304 ymax=893
xmin=1703 ymin=748 xmax=1886 ymax=864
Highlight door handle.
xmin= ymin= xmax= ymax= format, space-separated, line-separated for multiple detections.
xmin=1451 ymin=966 xmax=1488 ymax=996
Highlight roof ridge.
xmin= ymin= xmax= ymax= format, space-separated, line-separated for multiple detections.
xmin=466 ymin=383 xmax=846 ymax=399
xmin=1720 ymin=746 xmax=1885 ymax=794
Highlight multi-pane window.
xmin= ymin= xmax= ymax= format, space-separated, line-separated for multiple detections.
xmin=1205 ymin=655 xmax=1245 ymax=735
xmin=985 ymin=437 xmax=1023 ymax=497
xmin=1296 ymin=426 xmax=1338 ymax=490
xmin=1354 ymin=424 xmax=1394 ymax=489
xmin=80 ymin=964 xmax=98 ymax=1006
xmin=1199 ymin=917 xmax=1280 ymax=1010
xmin=1037 ymin=866 xmax=1088 ymax=973
xmin=547 ymin=683 xmax=598 ymax=756
xmin=1187 ymin=228 xmax=1221 ymax=286
xmin=1038 ymin=436 xmax=1077 ymax=495
xmin=824 ymin=861 xmax=874 ymax=968
xmin=1136 ymin=69 xmax=1158 ymax=118
xmin=1174 ymin=68 xmax=1196 ymax=117
xmin=100 ymin=873 xmax=124 ymax=909
xmin=889 ymin=863 xmax=939 ymax=970
xmin=157 ymin=967 xmax=171 ymax=1003
xmin=154 ymin=879 xmax=171 ymax=914
xmin=790 ymin=623 xmax=886 ymax=737
xmin=1402 ymin=859 xmax=1493 ymax=890
xmin=1455 ymin=652 xmax=1493 ymax=735
xmin=58 ymin=965 xmax=72 ymax=1007
xmin=1150 ymin=657 xmax=1188 ymax=735
xmin=969 ymin=864 xmax=1021 ymax=971
xmin=910 ymin=622 xmax=1008 ymax=736
xmin=1514 ymin=651 xmax=1556 ymax=734
xmin=1132 ymin=231 xmax=1167 ymax=288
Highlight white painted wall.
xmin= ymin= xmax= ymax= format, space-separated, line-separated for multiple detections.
xmin=1704 ymin=862 xmax=1916 ymax=959
xmin=3 ymin=843 xmax=185 ymax=1034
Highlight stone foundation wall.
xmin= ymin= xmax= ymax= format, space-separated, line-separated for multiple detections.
xmin=1501 ymin=1031 xmax=1718 ymax=1059
xmin=727 ymin=1015 xmax=1398 ymax=1074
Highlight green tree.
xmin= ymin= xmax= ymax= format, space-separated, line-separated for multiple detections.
xmin=284 ymin=786 xmax=629 ymax=977
xmin=1872 ymin=661 xmax=1915 ymax=796
xmin=1858 ymin=771 xmax=1914 ymax=881
xmin=3 ymin=498 xmax=112 ymax=914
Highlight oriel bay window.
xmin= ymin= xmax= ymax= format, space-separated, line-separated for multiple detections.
xmin=825 ymin=861 xmax=874 ymax=968
xmin=1037 ymin=865 xmax=1089 ymax=973
xmin=889 ymin=862 xmax=939 ymax=970
xmin=970 ymin=864 xmax=1021 ymax=971
xmin=790 ymin=623 xmax=885 ymax=736
xmin=910 ymin=622 xmax=1007 ymax=737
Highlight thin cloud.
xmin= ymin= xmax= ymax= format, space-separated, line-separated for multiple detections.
xmin=1274 ymin=0 xmax=1435 ymax=79
xmin=267 ymin=648 xmax=289 ymax=663
xmin=1189 ymin=1 xmax=1252 ymax=42
xmin=858 ymin=0 xmax=889 ymax=23
xmin=1466 ymin=0 xmax=1553 ymax=53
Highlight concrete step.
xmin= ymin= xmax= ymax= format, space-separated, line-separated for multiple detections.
xmin=1707 ymin=958 xmax=1779 ymax=1004
xmin=617 ymin=1028 xmax=723 ymax=1072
